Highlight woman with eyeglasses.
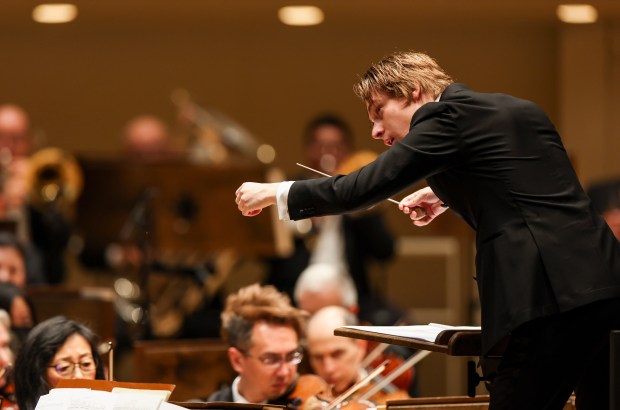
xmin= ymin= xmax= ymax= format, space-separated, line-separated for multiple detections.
xmin=14 ymin=316 xmax=105 ymax=410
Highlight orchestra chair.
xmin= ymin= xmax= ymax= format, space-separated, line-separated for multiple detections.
xmin=133 ymin=338 xmax=236 ymax=401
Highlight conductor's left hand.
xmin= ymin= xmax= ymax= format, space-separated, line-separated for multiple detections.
xmin=235 ymin=182 xmax=279 ymax=217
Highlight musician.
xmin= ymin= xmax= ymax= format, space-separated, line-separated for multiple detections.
xmin=0 ymin=282 xmax=35 ymax=347
xmin=121 ymin=115 xmax=177 ymax=161
xmin=236 ymin=50 xmax=620 ymax=409
xmin=296 ymin=266 xmax=418 ymax=397
xmin=0 ymin=104 xmax=72 ymax=285
xmin=294 ymin=263 xmax=358 ymax=315
xmin=0 ymin=310 xmax=16 ymax=410
xmin=306 ymin=306 xmax=368 ymax=397
xmin=265 ymin=114 xmax=400 ymax=326
xmin=14 ymin=316 xmax=105 ymax=410
xmin=207 ymin=283 xmax=309 ymax=405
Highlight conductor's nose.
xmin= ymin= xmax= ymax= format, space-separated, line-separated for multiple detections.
xmin=371 ymin=123 xmax=384 ymax=140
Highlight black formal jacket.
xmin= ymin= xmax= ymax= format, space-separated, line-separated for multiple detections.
xmin=206 ymin=380 xmax=296 ymax=407
xmin=287 ymin=83 xmax=620 ymax=355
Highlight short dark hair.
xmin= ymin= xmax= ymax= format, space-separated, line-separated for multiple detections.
xmin=0 ymin=232 xmax=26 ymax=263
xmin=14 ymin=316 xmax=105 ymax=410
xmin=302 ymin=114 xmax=355 ymax=149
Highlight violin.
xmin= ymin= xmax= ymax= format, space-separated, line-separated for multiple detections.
xmin=0 ymin=376 xmax=17 ymax=410
xmin=300 ymin=361 xmax=398 ymax=410
xmin=363 ymin=341 xmax=414 ymax=393
xmin=285 ymin=374 xmax=330 ymax=409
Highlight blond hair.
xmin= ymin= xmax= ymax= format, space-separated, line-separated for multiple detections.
xmin=221 ymin=283 xmax=308 ymax=351
xmin=354 ymin=51 xmax=453 ymax=104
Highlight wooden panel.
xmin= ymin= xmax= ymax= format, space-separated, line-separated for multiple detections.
xmin=133 ymin=338 xmax=236 ymax=402
xmin=388 ymin=396 xmax=489 ymax=409
xmin=383 ymin=236 xmax=469 ymax=397
xmin=27 ymin=285 xmax=116 ymax=343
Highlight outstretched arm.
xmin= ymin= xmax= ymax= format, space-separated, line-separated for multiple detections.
xmin=235 ymin=182 xmax=280 ymax=217
xmin=399 ymin=186 xmax=449 ymax=226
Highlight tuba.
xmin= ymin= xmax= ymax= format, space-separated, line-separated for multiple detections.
xmin=24 ymin=147 xmax=83 ymax=217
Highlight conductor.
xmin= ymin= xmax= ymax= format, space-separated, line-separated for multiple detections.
xmin=235 ymin=51 xmax=620 ymax=409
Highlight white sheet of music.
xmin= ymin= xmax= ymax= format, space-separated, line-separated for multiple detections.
xmin=36 ymin=389 xmax=165 ymax=410
xmin=340 ymin=323 xmax=481 ymax=343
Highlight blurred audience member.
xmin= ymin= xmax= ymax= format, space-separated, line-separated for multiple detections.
xmin=14 ymin=316 xmax=105 ymax=410
xmin=588 ymin=178 xmax=620 ymax=240
xmin=294 ymin=263 xmax=358 ymax=315
xmin=0 ymin=310 xmax=16 ymax=410
xmin=121 ymin=115 xmax=175 ymax=160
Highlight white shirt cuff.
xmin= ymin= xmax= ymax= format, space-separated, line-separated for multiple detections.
xmin=276 ymin=181 xmax=294 ymax=221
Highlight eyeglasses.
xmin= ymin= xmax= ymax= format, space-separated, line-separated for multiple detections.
xmin=241 ymin=348 xmax=303 ymax=368
xmin=48 ymin=359 xmax=96 ymax=377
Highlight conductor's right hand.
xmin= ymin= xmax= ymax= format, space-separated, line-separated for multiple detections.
xmin=235 ymin=182 xmax=279 ymax=217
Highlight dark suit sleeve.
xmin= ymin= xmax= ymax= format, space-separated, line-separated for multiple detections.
xmin=288 ymin=102 xmax=461 ymax=220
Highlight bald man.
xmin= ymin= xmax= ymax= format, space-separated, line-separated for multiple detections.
xmin=306 ymin=306 xmax=368 ymax=396
xmin=0 ymin=104 xmax=33 ymax=215
xmin=0 ymin=104 xmax=33 ymax=159
xmin=122 ymin=115 xmax=173 ymax=160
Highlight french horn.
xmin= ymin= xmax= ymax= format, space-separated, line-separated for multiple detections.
xmin=24 ymin=147 xmax=83 ymax=216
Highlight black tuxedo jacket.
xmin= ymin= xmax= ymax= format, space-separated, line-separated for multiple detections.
xmin=288 ymin=83 xmax=620 ymax=355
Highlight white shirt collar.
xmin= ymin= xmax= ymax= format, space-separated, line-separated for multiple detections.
xmin=231 ymin=376 xmax=254 ymax=403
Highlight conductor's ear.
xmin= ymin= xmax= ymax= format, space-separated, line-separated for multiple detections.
xmin=411 ymin=86 xmax=421 ymax=101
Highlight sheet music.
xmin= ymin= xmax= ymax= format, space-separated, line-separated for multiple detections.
xmin=340 ymin=323 xmax=481 ymax=343
xmin=36 ymin=389 xmax=167 ymax=410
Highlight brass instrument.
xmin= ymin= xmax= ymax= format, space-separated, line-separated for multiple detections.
xmin=24 ymin=147 xmax=83 ymax=216
xmin=171 ymin=88 xmax=276 ymax=165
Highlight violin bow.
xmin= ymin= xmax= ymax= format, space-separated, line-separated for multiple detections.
xmin=357 ymin=350 xmax=432 ymax=401
xmin=360 ymin=318 xmax=407 ymax=369
xmin=325 ymin=360 xmax=389 ymax=410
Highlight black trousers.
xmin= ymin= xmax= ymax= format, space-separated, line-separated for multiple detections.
xmin=488 ymin=298 xmax=620 ymax=410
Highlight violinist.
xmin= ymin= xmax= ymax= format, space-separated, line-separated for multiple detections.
xmin=306 ymin=306 xmax=369 ymax=398
xmin=206 ymin=284 xmax=311 ymax=406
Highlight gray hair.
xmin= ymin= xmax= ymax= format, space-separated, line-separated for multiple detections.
xmin=294 ymin=263 xmax=358 ymax=308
